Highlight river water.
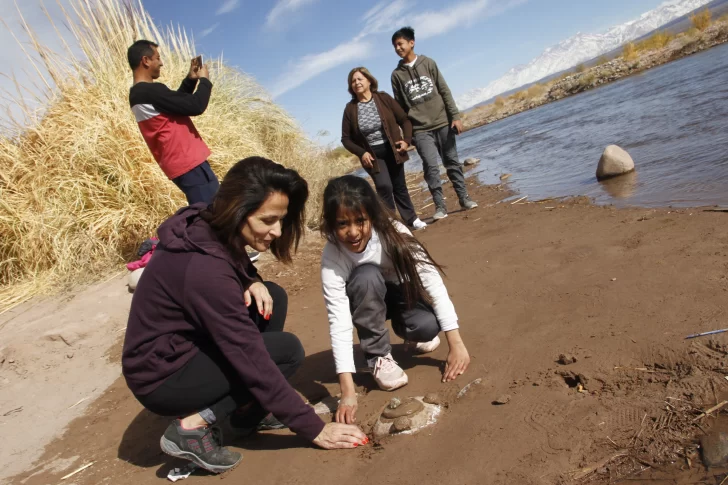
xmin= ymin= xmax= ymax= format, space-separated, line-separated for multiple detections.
xmin=408 ymin=41 xmax=728 ymax=208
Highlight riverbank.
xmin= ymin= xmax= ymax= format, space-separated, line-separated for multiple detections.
xmin=4 ymin=175 xmax=728 ymax=484
xmin=463 ymin=18 xmax=728 ymax=131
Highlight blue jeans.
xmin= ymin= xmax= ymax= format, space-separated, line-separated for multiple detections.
xmin=172 ymin=161 xmax=219 ymax=205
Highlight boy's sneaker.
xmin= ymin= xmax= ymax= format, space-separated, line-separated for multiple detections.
xmin=411 ymin=218 xmax=428 ymax=231
xmin=160 ymin=420 xmax=241 ymax=474
xmin=433 ymin=207 xmax=448 ymax=221
xmin=460 ymin=198 xmax=478 ymax=210
xmin=371 ymin=354 xmax=408 ymax=391
xmin=414 ymin=335 xmax=441 ymax=354
xmin=247 ymin=250 xmax=260 ymax=262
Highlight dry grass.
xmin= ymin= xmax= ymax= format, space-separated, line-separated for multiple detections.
xmin=493 ymin=96 xmax=506 ymax=109
xmin=0 ymin=0 xmax=355 ymax=312
xmin=690 ymin=8 xmax=712 ymax=32
xmin=622 ymin=42 xmax=639 ymax=61
xmin=638 ymin=31 xmax=674 ymax=51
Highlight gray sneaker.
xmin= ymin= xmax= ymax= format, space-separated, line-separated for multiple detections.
xmin=433 ymin=207 xmax=448 ymax=220
xmin=160 ymin=420 xmax=241 ymax=474
xmin=460 ymin=198 xmax=478 ymax=210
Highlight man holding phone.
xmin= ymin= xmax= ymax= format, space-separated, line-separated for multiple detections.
xmin=390 ymin=27 xmax=477 ymax=221
xmin=127 ymin=40 xmax=219 ymax=207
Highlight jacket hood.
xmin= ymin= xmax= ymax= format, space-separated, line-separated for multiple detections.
xmin=157 ymin=203 xmax=254 ymax=277
xmin=396 ymin=54 xmax=428 ymax=70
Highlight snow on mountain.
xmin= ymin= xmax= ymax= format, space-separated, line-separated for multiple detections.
xmin=456 ymin=0 xmax=713 ymax=110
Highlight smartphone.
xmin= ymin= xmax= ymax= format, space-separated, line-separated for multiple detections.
xmin=193 ymin=55 xmax=203 ymax=69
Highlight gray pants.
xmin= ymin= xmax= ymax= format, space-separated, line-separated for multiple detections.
xmin=413 ymin=125 xmax=469 ymax=210
xmin=346 ymin=264 xmax=440 ymax=367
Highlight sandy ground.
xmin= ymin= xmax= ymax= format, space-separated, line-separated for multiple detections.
xmin=4 ymin=177 xmax=728 ymax=484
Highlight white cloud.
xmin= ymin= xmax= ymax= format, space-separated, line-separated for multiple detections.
xmin=199 ymin=23 xmax=220 ymax=38
xmin=269 ymin=0 xmax=526 ymax=97
xmin=265 ymin=0 xmax=319 ymax=29
xmin=216 ymin=0 xmax=240 ymax=16
xmin=270 ymin=39 xmax=372 ymax=97
xmin=410 ymin=0 xmax=526 ymax=39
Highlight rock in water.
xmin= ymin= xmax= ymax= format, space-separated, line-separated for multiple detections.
xmin=128 ymin=268 xmax=145 ymax=291
xmin=596 ymin=145 xmax=635 ymax=181
xmin=463 ymin=158 xmax=480 ymax=166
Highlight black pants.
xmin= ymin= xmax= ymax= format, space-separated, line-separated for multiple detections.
xmin=346 ymin=264 xmax=440 ymax=367
xmin=136 ymin=282 xmax=304 ymax=427
xmin=172 ymin=161 xmax=220 ymax=205
xmin=368 ymin=143 xmax=418 ymax=226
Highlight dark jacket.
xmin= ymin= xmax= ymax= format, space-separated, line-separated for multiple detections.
xmin=390 ymin=55 xmax=460 ymax=134
xmin=341 ymin=91 xmax=413 ymax=171
xmin=121 ymin=204 xmax=324 ymax=441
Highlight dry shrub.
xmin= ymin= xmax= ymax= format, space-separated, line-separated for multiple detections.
xmin=0 ymin=0 xmax=354 ymax=311
xmin=493 ymin=96 xmax=506 ymax=109
xmin=525 ymin=83 xmax=546 ymax=99
xmin=574 ymin=63 xmax=586 ymax=73
xmin=638 ymin=31 xmax=674 ymax=51
xmin=622 ymin=42 xmax=639 ymax=61
xmin=690 ymin=8 xmax=712 ymax=32
xmin=596 ymin=55 xmax=610 ymax=66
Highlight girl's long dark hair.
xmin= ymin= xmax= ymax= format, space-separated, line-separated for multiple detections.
xmin=202 ymin=157 xmax=309 ymax=264
xmin=320 ymin=175 xmax=443 ymax=307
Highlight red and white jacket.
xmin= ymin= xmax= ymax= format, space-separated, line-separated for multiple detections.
xmin=129 ymin=77 xmax=212 ymax=180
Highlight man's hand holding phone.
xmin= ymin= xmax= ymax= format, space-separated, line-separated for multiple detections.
xmin=189 ymin=55 xmax=208 ymax=80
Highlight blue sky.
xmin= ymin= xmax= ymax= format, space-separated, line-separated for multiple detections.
xmin=2 ymin=0 xmax=672 ymax=144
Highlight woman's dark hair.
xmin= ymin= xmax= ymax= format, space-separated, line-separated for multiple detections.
xmin=202 ymin=157 xmax=309 ymax=264
xmin=347 ymin=67 xmax=379 ymax=100
xmin=320 ymin=175 xmax=443 ymax=308
xmin=392 ymin=26 xmax=415 ymax=44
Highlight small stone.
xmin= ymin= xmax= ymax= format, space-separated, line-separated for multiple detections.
xmin=611 ymin=278 xmax=617 ymax=282
xmin=392 ymin=416 xmax=412 ymax=432
xmin=533 ymin=381 xmax=541 ymax=387
xmin=8 ymin=359 xmax=15 ymax=364
xmin=463 ymin=157 xmax=480 ymax=166
xmin=389 ymin=397 xmax=401 ymax=409
xmin=423 ymin=393 xmax=441 ymax=405
xmin=558 ymin=354 xmax=577 ymax=365
xmin=66 ymin=353 xmax=74 ymax=359
xmin=493 ymin=394 xmax=511 ymax=405
xmin=701 ymin=430 xmax=728 ymax=467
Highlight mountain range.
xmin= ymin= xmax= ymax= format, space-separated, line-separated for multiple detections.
xmin=456 ymin=0 xmax=715 ymax=110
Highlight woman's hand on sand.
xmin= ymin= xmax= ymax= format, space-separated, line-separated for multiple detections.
xmin=394 ymin=140 xmax=409 ymax=153
xmin=313 ymin=422 xmax=368 ymax=449
xmin=244 ymin=282 xmax=273 ymax=319
xmin=335 ymin=395 xmax=358 ymax=424
xmin=361 ymin=152 xmax=375 ymax=170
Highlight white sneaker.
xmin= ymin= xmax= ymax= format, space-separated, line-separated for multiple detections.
xmin=411 ymin=218 xmax=427 ymax=231
xmin=371 ymin=354 xmax=408 ymax=391
xmin=414 ymin=335 xmax=440 ymax=354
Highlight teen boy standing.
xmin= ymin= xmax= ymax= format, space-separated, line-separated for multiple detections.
xmin=390 ymin=27 xmax=477 ymax=221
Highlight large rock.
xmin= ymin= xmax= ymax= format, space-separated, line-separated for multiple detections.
xmin=596 ymin=145 xmax=635 ymax=181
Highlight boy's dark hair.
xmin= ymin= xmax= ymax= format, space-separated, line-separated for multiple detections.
xmin=127 ymin=40 xmax=159 ymax=70
xmin=391 ymin=26 xmax=415 ymax=44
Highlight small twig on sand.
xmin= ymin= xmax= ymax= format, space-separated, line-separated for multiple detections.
xmin=693 ymin=401 xmax=728 ymax=422
xmin=420 ymin=202 xmax=434 ymax=211
xmin=569 ymin=451 xmax=628 ymax=481
xmin=631 ymin=414 xmax=648 ymax=446
xmin=614 ymin=366 xmax=657 ymax=373
xmin=719 ymin=473 xmax=728 ymax=485
xmin=61 ymin=462 xmax=94 ymax=480
xmin=510 ymin=196 xmax=528 ymax=205
xmin=2 ymin=406 xmax=22 ymax=417
xmin=68 ymin=397 xmax=90 ymax=409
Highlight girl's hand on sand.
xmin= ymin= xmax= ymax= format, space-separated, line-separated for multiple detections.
xmin=313 ymin=422 xmax=368 ymax=450
xmin=244 ymin=282 xmax=272 ymax=319
xmin=361 ymin=152 xmax=375 ymax=169
xmin=335 ymin=395 xmax=358 ymax=424
xmin=443 ymin=341 xmax=470 ymax=383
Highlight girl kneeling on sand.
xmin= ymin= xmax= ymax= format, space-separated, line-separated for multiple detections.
xmin=320 ymin=175 xmax=471 ymax=424
xmin=122 ymin=158 xmax=366 ymax=474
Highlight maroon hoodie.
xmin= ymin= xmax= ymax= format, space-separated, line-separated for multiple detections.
xmin=122 ymin=204 xmax=324 ymax=441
